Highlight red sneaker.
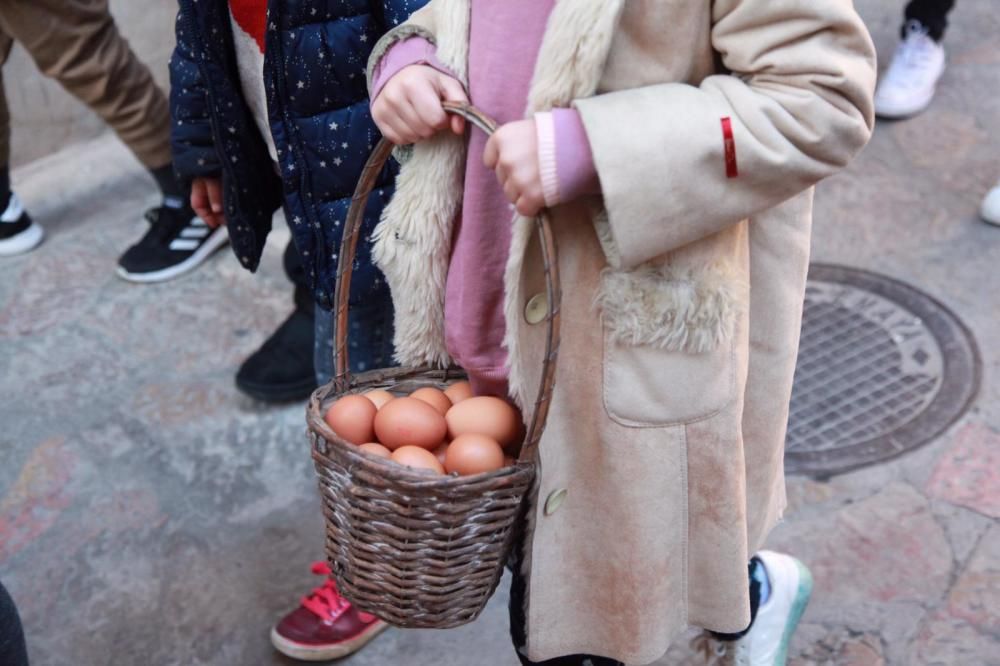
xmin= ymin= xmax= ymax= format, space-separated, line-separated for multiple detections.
xmin=270 ymin=562 xmax=388 ymax=661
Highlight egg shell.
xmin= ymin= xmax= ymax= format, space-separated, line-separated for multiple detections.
xmin=432 ymin=443 xmax=450 ymax=465
xmin=364 ymin=390 xmax=395 ymax=410
xmin=410 ymin=387 xmax=452 ymax=415
xmin=324 ymin=395 xmax=377 ymax=445
xmin=445 ymin=396 xmax=521 ymax=448
xmin=374 ymin=397 xmax=448 ymax=451
xmin=444 ymin=381 xmax=474 ymax=404
xmin=445 ymin=434 xmax=505 ymax=476
xmin=391 ymin=446 xmax=445 ymax=475
xmin=359 ymin=443 xmax=392 ymax=459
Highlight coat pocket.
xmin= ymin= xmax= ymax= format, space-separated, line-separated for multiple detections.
xmin=597 ymin=264 xmax=742 ymax=427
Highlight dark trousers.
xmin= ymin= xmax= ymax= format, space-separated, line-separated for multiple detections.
xmin=283 ymin=239 xmax=314 ymax=316
xmin=905 ymin=0 xmax=956 ymax=41
xmin=0 ymin=580 xmax=28 ymax=666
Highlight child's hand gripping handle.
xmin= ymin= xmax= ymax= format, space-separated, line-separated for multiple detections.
xmin=333 ymin=102 xmax=561 ymax=460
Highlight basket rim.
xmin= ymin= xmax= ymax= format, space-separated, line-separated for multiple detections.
xmin=309 ymin=384 xmax=535 ymax=491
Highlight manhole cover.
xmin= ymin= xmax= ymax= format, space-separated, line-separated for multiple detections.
xmin=785 ymin=264 xmax=980 ymax=477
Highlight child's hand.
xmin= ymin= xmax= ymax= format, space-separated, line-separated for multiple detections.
xmin=372 ymin=65 xmax=468 ymax=145
xmin=190 ymin=176 xmax=225 ymax=228
xmin=484 ymin=119 xmax=545 ymax=218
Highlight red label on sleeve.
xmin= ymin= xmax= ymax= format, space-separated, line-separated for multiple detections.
xmin=721 ymin=117 xmax=738 ymax=178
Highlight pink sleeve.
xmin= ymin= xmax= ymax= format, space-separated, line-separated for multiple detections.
xmin=535 ymin=108 xmax=601 ymax=208
xmin=370 ymin=37 xmax=457 ymax=102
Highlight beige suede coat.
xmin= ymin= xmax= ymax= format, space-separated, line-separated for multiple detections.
xmin=368 ymin=1 xmax=876 ymax=663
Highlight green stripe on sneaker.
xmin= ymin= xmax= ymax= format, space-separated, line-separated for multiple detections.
xmin=775 ymin=560 xmax=813 ymax=665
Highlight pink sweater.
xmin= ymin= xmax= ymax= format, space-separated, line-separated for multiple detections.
xmin=372 ymin=2 xmax=600 ymax=397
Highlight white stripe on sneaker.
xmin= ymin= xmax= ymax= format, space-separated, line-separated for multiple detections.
xmin=1 ymin=193 xmax=25 ymax=223
xmin=180 ymin=226 xmax=210 ymax=239
xmin=169 ymin=238 xmax=200 ymax=251
xmin=117 ymin=226 xmax=229 ymax=283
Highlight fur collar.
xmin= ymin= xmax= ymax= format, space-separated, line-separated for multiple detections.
xmin=372 ymin=0 xmax=627 ymax=407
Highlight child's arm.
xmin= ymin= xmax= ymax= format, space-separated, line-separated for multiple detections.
xmin=367 ymin=2 xmax=469 ymax=144
xmin=169 ymin=9 xmax=225 ymax=226
xmin=573 ymin=0 xmax=877 ymax=270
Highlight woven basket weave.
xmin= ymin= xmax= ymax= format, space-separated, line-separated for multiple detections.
xmin=308 ymin=103 xmax=562 ymax=629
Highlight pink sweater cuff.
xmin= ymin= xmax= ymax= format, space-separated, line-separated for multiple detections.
xmin=535 ymin=108 xmax=601 ymax=207
xmin=370 ymin=37 xmax=455 ymax=102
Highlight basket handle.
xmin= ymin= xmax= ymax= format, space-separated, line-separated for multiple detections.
xmin=332 ymin=102 xmax=562 ymax=460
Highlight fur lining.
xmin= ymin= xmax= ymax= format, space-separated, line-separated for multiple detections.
xmin=501 ymin=215 xmax=536 ymax=411
xmin=371 ymin=133 xmax=467 ymax=368
xmin=526 ymin=1 xmax=626 ymax=113
xmin=433 ymin=0 xmax=471 ymax=81
xmin=595 ymin=263 xmax=746 ymax=353
xmin=370 ymin=0 xmax=471 ymax=368
xmin=592 ymin=207 xmax=622 ymax=270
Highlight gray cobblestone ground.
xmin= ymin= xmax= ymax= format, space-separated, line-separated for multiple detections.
xmin=1 ymin=1 xmax=998 ymax=664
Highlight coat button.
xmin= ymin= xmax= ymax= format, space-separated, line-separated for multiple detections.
xmin=524 ymin=292 xmax=548 ymax=325
xmin=544 ymin=488 xmax=567 ymax=516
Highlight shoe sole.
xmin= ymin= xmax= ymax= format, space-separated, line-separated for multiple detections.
xmin=874 ymin=92 xmax=936 ymax=120
xmin=775 ymin=559 xmax=813 ymax=665
xmin=0 ymin=222 xmax=44 ymax=256
xmin=116 ymin=227 xmax=229 ymax=283
xmin=235 ymin=376 xmax=318 ymax=403
xmin=874 ymin=65 xmax=945 ymax=120
xmin=270 ymin=620 xmax=389 ymax=661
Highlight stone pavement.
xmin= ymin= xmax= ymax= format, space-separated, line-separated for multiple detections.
xmin=1 ymin=1 xmax=998 ymax=664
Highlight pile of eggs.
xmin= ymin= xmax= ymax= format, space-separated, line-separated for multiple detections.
xmin=324 ymin=381 xmax=521 ymax=476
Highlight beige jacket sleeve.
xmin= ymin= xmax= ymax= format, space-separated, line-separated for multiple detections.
xmin=575 ymin=0 xmax=877 ymax=270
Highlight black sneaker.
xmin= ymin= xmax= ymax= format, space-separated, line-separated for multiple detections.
xmin=0 ymin=193 xmax=44 ymax=256
xmin=236 ymin=306 xmax=318 ymax=403
xmin=116 ymin=199 xmax=228 ymax=282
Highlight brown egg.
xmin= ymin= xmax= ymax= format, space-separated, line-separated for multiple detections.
xmin=445 ymin=434 xmax=505 ymax=476
xmin=410 ymin=387 xmax=452 ymax=415
xmin=359 ymin=443 xmax=392 ymax=459
xmin=444 ymin=381 xmax=473 ymax=404
xmin=324 ymin=395 xmax=377 ymax=445
xmin=432 ymin=443 xmax=450 ymax=465
xmin=391 ymin=446 xmax=445 ymax=475
xmin=365 ymin=389 xmax=395 ymax=410
xmin=374 ymin=397 xmax=448 ymax=451
xmin=445 ymin=396 xmax=521 ymax=448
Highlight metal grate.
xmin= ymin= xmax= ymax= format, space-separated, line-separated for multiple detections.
xmin=785 ymin=265 xmax=980 ymax=477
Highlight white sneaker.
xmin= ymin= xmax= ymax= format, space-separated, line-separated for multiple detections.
xmin=981 ymin=181 xmax=1000 ymax=227
xmin=700 ymin=551 xmax=813 ymax=666
xmin=0 ymin=193 xmax=44 ymax=256
xmin=874 ymin=20 xmax=946 ymax=119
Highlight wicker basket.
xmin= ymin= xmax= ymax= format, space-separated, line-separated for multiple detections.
xmin=308 ymin=103 xmax=562 ymax=629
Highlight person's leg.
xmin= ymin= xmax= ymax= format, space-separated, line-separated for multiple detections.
xmin=235 ymin=239 xmax=318 ymax=402
xmin=873 ymin=0 xmax=950 ymax=119
xmin=904 ymin=0 xmax=957 ymax=42
xmin=0 ymin=0 xmax=223 ymax=276
xmin=0 ymin=579 xmax=29 ymax=666
xmin=0 ymin=0 xmax=172 ymax=175
xmin=0 ymin=35 xmax=44 ymax=257
xmin=0 ymin=29 xmax=10 ymax=200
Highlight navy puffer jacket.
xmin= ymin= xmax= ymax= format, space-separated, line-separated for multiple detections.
xmin=170 ymin=0 xmax=426 ymax=309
